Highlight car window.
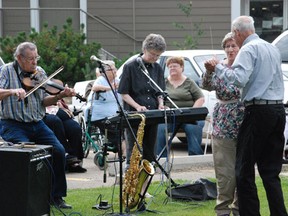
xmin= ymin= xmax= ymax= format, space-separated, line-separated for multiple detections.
xmin=194 ymin=54 xmax=226 ymax=74
xmin=282 ymin=64 xmax=288 ymax=78
xmin=274 ymin=33 xmax=288 ymax=62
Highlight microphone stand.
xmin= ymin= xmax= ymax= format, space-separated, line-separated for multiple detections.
xmin=138 ymin=62 xmax=180 ymax=113
xmin=137 ymin=62 xmax=181 ymax=200
xmin=96 ymin=61 xmax=137 ymax=215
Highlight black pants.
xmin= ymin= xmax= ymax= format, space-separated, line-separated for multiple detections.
xmin=44 ymin=113 xmax=84 ymax=160
xmin=125 ymin=124 xmax=158 ymax=165
xmin=236 ymin=104 xmax=287 ymax=216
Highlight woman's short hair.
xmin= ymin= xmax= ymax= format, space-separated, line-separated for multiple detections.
xmin=142 ymin=33 xmax=166 ymax=52
xmin=166 ymin=56 xmax=184 ymax=67
xmin=221 ymin=32 xmax=234 ymax=48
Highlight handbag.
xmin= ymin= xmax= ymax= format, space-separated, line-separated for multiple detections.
xmin=165 ymin=178 xmax=217 ymax=201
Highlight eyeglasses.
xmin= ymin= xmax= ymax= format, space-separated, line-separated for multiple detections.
xmin=224 ymin=45 xmax=238 ymax=49
xmin=22 ymin=55 xmax=41 ymax=62
xmin=147 ymin=50 xmax=161 ymax=58
xmin=168 ymin=64 xmax=181 ymax=69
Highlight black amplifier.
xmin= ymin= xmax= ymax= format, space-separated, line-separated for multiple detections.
xmin=0 ymin=145 xmax=52 ymax=216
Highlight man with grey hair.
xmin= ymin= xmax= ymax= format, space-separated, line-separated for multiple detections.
xmin=0 ymin=42 xmax=75 ymax=209
xmin=205 ymin=16 xmax=287 ymax=216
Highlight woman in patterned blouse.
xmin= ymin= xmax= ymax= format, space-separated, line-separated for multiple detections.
xmin=201 ymin=32 xmax=245 ymax=216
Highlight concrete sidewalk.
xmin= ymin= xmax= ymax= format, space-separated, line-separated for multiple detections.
xmin=66 ymin=150 xmax=288 ymax=190
xmin=66 ymin=152 xmax=215 ymax=190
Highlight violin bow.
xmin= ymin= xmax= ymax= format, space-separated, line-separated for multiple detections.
xmin=25 ymin=66 xmax=64 ymax=98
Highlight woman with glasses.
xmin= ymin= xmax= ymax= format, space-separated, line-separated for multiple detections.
xmin=118 ymin=33 xmax=166 ymax=169
xmin=156 ymin=56 xmax=205 ymax=158
xmin=85 ymin=60 xmax=122 ymax=153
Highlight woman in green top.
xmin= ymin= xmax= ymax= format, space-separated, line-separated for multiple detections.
xmin=156 ymin=56 xmax=205 ymax=157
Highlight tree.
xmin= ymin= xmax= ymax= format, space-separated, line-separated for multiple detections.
xmin=172 ymin=1 xmax=204 ymax=49
xmin=0 ymin=18 xmax=101 ymax=86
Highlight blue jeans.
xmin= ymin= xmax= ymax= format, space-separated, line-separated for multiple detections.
xmin=1 ymin=119 xmax=67 ymax=198
xmin=156 ymin=120 xmax=205 ymax=157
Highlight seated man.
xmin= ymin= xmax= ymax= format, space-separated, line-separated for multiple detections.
xmin=156 ymin=56 xmax=205 ymax=157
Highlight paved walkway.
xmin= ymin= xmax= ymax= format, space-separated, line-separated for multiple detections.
xmin=66 ymin=148 xmax=288 ymax=190
xmin=66 ymin=151 xmax=215 ymax=190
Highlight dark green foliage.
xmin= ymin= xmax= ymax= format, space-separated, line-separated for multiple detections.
xmin=0 ymin=18 xmax=101 ymax=86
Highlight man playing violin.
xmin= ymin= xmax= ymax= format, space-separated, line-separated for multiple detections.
xmin=0 ymin=42 xmax=75 ymax=209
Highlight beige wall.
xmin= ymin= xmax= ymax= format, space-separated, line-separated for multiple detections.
xmin=40 ymin=0 xmax=80 ymax=31
xmin=87 ymin=0 xmax=231 ymax=58
xmin=2 ymin=0 xmax=30 ymax=36
xmin=1 ymin=0 xmax=231 ymax=59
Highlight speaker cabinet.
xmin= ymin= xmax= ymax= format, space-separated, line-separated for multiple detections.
xmin=0 ymin=145 xmax=52 ymax=216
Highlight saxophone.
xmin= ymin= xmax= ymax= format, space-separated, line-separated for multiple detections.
xmin=122 ymin=113 xmax=155 ymax=210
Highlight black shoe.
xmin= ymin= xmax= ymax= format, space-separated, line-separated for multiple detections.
xmin=282 ymin=157 xmax=288 ymax=164
xmin=66 ymin=155 xmax=81 ymax=165
xmin=52 ymin=197 xmax=72 ymax=209
xmin=67 ymin=164 xmax=87 ymax=173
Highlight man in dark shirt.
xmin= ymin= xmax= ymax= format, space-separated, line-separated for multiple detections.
xmin=118 ymin=33 xmax=166 ymax=167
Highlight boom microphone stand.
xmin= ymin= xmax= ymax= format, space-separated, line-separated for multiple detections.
xmin=136 ymin=57 xmax=181 ymax=198
xmin=91 ymin=56 xmax=141 ymax=215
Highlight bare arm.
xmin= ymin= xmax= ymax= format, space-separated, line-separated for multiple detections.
xmin=92 ymin=82 xmax=118 ymax=92
xmin=157 ymin=96 xmax=165 ymax=109
xmin=193 ymin=97 xmax=205 ymax=108
xmin=121 ymin=94 xmax=147 ymax=111
xmin=0 ymin=88 xmax=26 ymax=101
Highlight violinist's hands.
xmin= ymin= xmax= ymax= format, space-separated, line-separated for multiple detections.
xmin=204 ymin=58 xmax=220 ymax=74
xmin=13 ymin=88 xmax=26 ymax=100
xmin=59 ymin=84 xmax=76 ymax=98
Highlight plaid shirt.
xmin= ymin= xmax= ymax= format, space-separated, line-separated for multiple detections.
xmin=0 ymin=62 xmax=47 ymax=122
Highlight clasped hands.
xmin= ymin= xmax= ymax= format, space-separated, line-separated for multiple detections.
xmin=204 ymin=58 xmax=220 ymax=74
xmin=58 ymin=84 xmax=76 ymax=98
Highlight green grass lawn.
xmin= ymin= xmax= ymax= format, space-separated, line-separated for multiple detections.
xmin=51 ymin=176 xmax=288 ymax=216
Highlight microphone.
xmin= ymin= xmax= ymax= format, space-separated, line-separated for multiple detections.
xmin=90 ymin=55 xmax=107 ymax=65
xmin=136 ymin=57 xmax=149 ymax=76
xmin=136 ymin=57 xmax=146 ymax=70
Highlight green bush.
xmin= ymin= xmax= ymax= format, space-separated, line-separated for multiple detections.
xmin=0 ymin=18 xmax=101 ymax=86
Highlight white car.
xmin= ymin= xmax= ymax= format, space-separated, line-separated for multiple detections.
xmin=115 ymin=50 xmax=225 ymax=146
xmin=69 ymin=80 xmax=94 ymax=112
xmin=117 ymin=50 xmax=226 ymax=116
xmin=157 ymin=50 xmax=226 ymax=115
xmin=272 ymin=30 xmax=288 ymax=103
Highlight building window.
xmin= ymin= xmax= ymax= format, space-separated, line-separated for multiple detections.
xmin=250 ymin=0 xmax=283 ymax=42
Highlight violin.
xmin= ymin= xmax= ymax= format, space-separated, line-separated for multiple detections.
xmin=22 ymin=69 xmax=86 ymax=102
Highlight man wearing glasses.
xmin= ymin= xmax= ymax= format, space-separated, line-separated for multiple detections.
xmin=0 ymin=42 xmax=75 ymax=209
